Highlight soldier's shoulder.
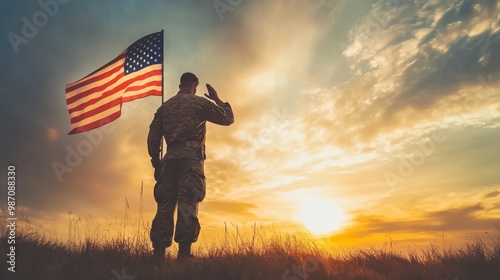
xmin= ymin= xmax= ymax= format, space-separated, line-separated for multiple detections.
xmin=183 ymin=94 xmax=210 ymax=106
xmin=165 ymin=94 xmax=209 ymax=107
xmin=163 ymin=95 xmax=182 ymax=107
xmin=193 ymin=95 xmax=209 ymax=103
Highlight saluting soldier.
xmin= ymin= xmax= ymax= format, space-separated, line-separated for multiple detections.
xmin=147 ymin=72 xmax=234 ymax=262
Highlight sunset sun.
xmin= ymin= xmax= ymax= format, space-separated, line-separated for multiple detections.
xmin=296 ymin=197 xmax=347 ymax=236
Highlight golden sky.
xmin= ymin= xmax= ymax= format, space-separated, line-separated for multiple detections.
xmin=1 ymin=0 xmax=500 ymax=248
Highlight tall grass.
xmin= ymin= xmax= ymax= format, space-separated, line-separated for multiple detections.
xmin=2 ymin=224 xmax=500 ymax=279
xmin=2 ymin=218 xmax=500 ymax=279
xmin=1 ymin=183 xmax=500 ymax=279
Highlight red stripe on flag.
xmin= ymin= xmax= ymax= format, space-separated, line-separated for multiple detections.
xmin=70 ymin=97 xmax=123 ymax=124
xmin=65 ymin=31 xmax=163 ymax=135
xmin=66 ymin=57 xmax=125 ymax=94
xmin=66 ymin=53 xmax=126 ymax=92
xmin=66 ymin=69 xmax=124 ymax=105
xmin=68 ymin=69 xmax=162 ymax=114
xmin=125 ymin=80 xmax=162 ymax=93
xmin=122 ymin=90 xmax=162 ymax=102
xmin=68 ymin=110 xmax=122 ymax=135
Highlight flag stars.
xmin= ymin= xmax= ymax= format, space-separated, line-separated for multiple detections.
xmin=124 ymin=32 xmax=162 ymax=75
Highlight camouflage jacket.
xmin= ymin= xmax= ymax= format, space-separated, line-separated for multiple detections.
xmin=147 ymin=89 xmax=234 ymax=166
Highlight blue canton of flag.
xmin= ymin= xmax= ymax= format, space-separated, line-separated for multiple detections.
xmin=125 ymin=32 xmax=163 ymax=75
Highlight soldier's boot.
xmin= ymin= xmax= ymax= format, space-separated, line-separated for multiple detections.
xmin=177 ymin=243 xmax=195 ymax=260
xmin=151 ymin=247 xmax=166 ymax=264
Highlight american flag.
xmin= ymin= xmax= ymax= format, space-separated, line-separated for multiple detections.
xmin=65 ymin=31 xmax=163 ymax=134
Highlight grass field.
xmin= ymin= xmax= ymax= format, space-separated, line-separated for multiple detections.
xmin=2 ymin=221 xmax=500 ymax=280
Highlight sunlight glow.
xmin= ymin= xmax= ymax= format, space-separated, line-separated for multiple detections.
xmin=247 ymin=71 xmax=277 ymax=91
xmin=296 ymin=197 xmax=347 ymax=236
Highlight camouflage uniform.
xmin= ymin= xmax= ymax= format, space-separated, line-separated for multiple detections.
xmin=147 ymin=89 xmax=234 ymax=249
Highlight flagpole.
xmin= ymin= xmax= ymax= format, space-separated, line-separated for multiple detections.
xmin=159 ymin=29 xmax=164 ymax=161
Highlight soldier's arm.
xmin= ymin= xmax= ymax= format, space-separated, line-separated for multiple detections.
xmin=204 ymin=100 xmax=234 ymax=126
xmin=203 ymin=83 xmax=234 ymax=126
xmin=147 ymin=108 xmax=162 ymax=168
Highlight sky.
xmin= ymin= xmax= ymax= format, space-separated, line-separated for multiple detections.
xmin=1 ymin=0 xmax=500 ymax=248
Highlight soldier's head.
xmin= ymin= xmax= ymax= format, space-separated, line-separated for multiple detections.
xmin=179 ymin=72 xmax=199 ymax=95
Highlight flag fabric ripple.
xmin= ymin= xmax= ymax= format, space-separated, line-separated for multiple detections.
xmin=65 ymin=31 xmax=163 ymax=135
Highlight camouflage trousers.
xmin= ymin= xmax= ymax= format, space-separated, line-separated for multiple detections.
xmin=150 ymin=158 xmax=206 ymax=249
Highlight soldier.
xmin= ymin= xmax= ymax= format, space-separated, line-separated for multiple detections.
xmin=147 ymin=72 xmax=234 ymax=262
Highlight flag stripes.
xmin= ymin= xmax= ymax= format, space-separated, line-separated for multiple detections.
xmin=65 ymin=31 xmax=163 ymax=134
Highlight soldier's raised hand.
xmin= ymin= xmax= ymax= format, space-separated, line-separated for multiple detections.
xmin=204 ymin=84 xmax=223 ymax=105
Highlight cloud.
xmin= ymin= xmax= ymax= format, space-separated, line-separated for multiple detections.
xmin=333 ymin=202 xmax=500 ymax=241
xmin=2 ymin=0 xmax=500 ymax=247
xmin=391 ymin=28 xmax=500 ymax=114
xmin=484 ymin=191 xmax=500 ymax=199
xmin=310 ymin=0 xmax=500 ymax=151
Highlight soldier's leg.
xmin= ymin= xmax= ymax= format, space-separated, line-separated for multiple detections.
xmin=174 ymin=159 xmax=206 ymax=247
xmin=150 ymin=159 xmax=179 ymax=250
